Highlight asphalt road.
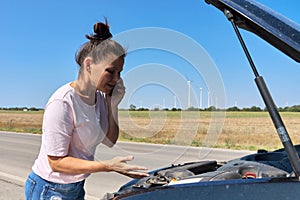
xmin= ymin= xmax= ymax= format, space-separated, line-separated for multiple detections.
xmin=0 ymin=131 xmax=254 ymax=200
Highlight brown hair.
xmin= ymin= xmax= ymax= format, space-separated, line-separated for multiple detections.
xmin=75 ymin=19 xmax=126 ymax=74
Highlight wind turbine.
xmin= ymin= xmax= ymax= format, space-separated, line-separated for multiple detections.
xmin=199 ymin=87 xmax=203 ymax=109
xmin=187 ymin=80 xmax=191 ymax=109
xmin=174 ymin=95 xmax=177 ymax=108
xmin=207 ymin=91 xmax=210 ymax=108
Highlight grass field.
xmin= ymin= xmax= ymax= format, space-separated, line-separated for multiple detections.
xmin=1 ymin=110 xmax=299 ymax=151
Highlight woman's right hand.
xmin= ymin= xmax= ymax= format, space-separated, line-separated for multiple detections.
xmin=104 ymin=156 xmax=149 ymax=179
xmin=106 ymin=78 xmax=126 ymax=108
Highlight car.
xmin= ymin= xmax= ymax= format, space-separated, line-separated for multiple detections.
xmin=103 ymin=0 xmax=300 ymax=199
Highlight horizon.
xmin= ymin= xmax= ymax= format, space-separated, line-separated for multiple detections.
xmin=2 ymin=103 xmax=300 ymax=111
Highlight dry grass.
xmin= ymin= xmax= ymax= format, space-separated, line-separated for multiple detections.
xmin=0 ymin=110 xmax=43 ymax=133
xmin=119 ymin=111 xmax=300 ymax=151
xmin=1 ymin=110 xmax=299 ymax=151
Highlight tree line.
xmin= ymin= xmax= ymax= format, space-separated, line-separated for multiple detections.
xmin=0 ymin=107 xmax=43 ymax=111
xmin=1 ymin=105 xmax=300 ymax=112
xmin=126 ymin=104 xmax=300 ymax=112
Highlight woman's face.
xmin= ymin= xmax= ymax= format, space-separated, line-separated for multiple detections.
xmin=92 ymin=54 xmax=124 ymax=94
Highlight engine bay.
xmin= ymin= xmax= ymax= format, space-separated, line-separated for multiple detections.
xmin=105 ymin=146 xmax=299 ymax=199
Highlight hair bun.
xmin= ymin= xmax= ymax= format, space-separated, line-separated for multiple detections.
xmin=86 ymin=19 xmax=112 ymax=42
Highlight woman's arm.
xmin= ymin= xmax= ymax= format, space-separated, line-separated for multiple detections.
xmin=48 ymin=155 xmax=148 ymax=179
xmin=102 ymin=79 xmax=125 ymax=147
xmin=101 ymin=97 xmax=119 ymax=147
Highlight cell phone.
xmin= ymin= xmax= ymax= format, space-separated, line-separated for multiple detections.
xmin=109 ymin=86 xmax=115 ymax=96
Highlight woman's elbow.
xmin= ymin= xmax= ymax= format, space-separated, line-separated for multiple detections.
xmin=47 ymin=156 xmax=63 ymax=172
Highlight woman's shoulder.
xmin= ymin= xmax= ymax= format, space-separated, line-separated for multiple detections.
xmin=47 ymin=82 xmax=75 ymax=104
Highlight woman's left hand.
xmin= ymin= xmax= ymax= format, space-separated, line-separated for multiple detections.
xmin=104 ymin=156 xmax=149 ymax=179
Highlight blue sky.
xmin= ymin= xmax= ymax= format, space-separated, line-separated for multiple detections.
xmin=0 ymin=0 xmax=299 ymax=109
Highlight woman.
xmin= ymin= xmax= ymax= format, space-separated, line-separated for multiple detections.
xmin=25 ymin=20 xmax=148 ymax=200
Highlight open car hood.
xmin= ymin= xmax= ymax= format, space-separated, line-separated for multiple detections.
xmin=205 ymin=0 xmax=300 ymax=63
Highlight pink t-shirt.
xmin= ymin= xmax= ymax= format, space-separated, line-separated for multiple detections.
xmin=32 ymin=83 xmax=108 ymax=184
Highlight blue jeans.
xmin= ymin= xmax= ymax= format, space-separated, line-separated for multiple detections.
xmin=24 ymin=171 xmax=85 ymax=200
